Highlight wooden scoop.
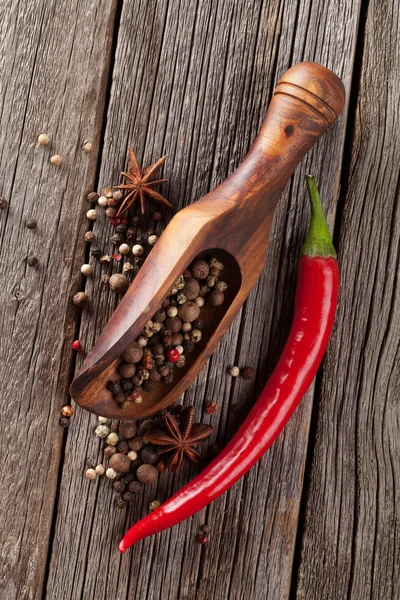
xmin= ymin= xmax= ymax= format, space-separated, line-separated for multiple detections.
xmin=71 ymin=62 xmax=345 ymax=420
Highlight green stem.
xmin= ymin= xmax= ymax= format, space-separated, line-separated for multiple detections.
xmin=301 ymin=175 xmax=337 ymax=258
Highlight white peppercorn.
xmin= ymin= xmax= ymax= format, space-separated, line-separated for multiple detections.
xmin=50 ymin=154 xmax=62 ymax=165
xmin=132 ymin=244 xmax=144 ymax=256
xmin=148 ymin=234 xmax=158 ymax=246
xmin=229 ymin=366 xmax=240 ymax=377
xmin=182 ymin=322 xmax=192 ymax=332
xmin=81 ymin=264 xmax=93 ymax=276
xmin=167 ymin=306 xmax=178 ymax=317
xmin=38 ymin=133 xmax=50 ymax=145
xmin=119 ymin=243 xmax=130 ymax=255
xmin=98 ymin=195 xmax=108 ymax=207
xmin=86 ymin=209 xmax=97 ymax=220
xmin=95 ymin=424 xmax=110 ymax=438
xmin=86 ymin=468 xmax=96 ymax=480
xmin=95 ymin=464 xmax=105 ymax=475
xmin=106 ymin=432 xmax=119 ymax=446
xmin=127 ymin=450 xmax=137 ymax=461
xmin=105 ymin=467 xmax=117 ymax=479
xmin=194 ymin=296 xmax=205 ymax=307
xmin=98 ymin=416 xmax=108 ymax=424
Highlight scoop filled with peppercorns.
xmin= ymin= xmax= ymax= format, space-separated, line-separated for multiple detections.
xmin=107 ymin=255 xmax=231 ymax=411
xmin=71 ymin=247 xmax=241 ymax=420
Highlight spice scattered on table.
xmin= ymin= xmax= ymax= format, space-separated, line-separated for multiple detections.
xmin=50 ymin=154 xmax=62 ymax=166
xmin=228 ymin=366 xmax=240 ymax=377
xmin=38 ymin=133 xmax=50 ymax=146
xmin=204 ymin=401 xmax=218 ymax=415
xmin=72 ymin=340 xmax=83 ymax=352
xmin=0 ymin=197 xmax=9 ymax=209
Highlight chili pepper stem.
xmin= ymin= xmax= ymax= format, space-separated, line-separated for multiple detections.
xmin=302 ymin=175 xmax=337 ymax=259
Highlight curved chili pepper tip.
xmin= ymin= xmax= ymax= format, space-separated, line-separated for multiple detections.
xmin=302 ymin=175 xmax=337 ymax=259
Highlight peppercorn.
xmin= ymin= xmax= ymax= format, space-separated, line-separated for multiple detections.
xmin=121 ymin=378 xmax=134 ymax=392
xmin=95 ymin=464 xmax=105 ymax=475
xmin=129 ymin=481 xmax=143 ymax=494
xmin=123 ymin=261 xmax=134 ymax=274
xmin=106 ymin=432 xmax=119 ymax=446
xmin=61 ymin=405 xmax=74 ymax=418
xmin=84 ymin=231 xmax=95 ymax=242
xmin=199 ymin=285 xmax=209 ymax=297
xmin=228 ymin=366 xmax=240 ymax=377
xmin=210 ymin=267 xmax=221 ymax=277
xmin=109 ymin=273 xmax=129 ymax=293
xmin=205 ymin=401 xmax=218 ymax=414
xmin=95 ymin=424 xmax=110 ymax=438
xmin=108 ymin=380 xmax=122 ymax=395
xmin=0 ymin=197 xmax=9 ymax=209
xmin=165 ymin=316 xmax=182 ymax=333
xmin=26 ymin=218 xmax=37 ymax=230
xmin=98 ymin=195 xmax=108 ymax=207
xmin=86 ymin=209 xmax=97 ymax=220
xmin=148 ymin=235 xmax=158 ymax=246
xmin=196 ymin=534 xmax=209 ymax=545
xmin=131 ymin=215 xmax=141 ymax=225
xmin=241 ymin=366 xmax=255 ymax=380
xmin=72 ymin=340 xmax=83 ymax=352
xmin=200 ymin=524 xmax=210 ymax=534
xmin=176 ymin=355 xmax=185 ymax=368
xmin=164 ymin=372 xmax=174 ymax=384
xmin=143 ymin=355 xmax=154 ymax=371
xmin=190 ymin=329 xmax=202 ymax=343
xmin=131 ymin=375 xmax=143 ymax=387
xmin=150 ymin=500 xmax=161 ymax=511
xmin=149 ymin=369 xmax=162 ymax=382
xmin=208 ymin=289 xmax=224 ymax=306
xmin=139 ymin=419 xmax=156 ymax=435
xmin=140 ymin=446 xmax=159 ymax=465
xmin=50 ymin=154 xmax=62 ymax=166
xmin=87 ymin=191 xmax=99 ymax=203
xmin=80 ymin=264 xmax=92 ymax=276
xmin=109 ymin=453 xmax=131 ymax=473
xmin=122 ymin=341 xmax=143 ymax=364
xmin=136 ymin=464 xmax=158 ymax=485
xmin=113 ymin=190 xmax=123 ymax=201
xmin=90 ymin=246 xmax=102 ymax=258
xmin=85 ymin=468 xmax=96 ymax=480
xmin=129 ymin=391 xmax=143 ymax=404
xmin=113 ymin=480 xmax=126 ymax=494
xmin=117 ymin=440 xmax=129 ymax=454
xmin=115 ymin=223 xmax=128 ymax=234
xmin=141 ymin=379 xmax=154 ymax=393
xmin=183 ymin=341 xmax=195 ymax=353
xmin=73 ymin=291 xmax=88 ymax=307
xmin=153 ymin=211 xmax=161 ymax=221
xmin=132 ymin=244 xmax=144 ymax=256
xmin=194 ymin=296 xmax=205 ymax=307
xmin=177 ymin=301 xmax=200 ymax=323
xmin=122 ymin=491 xmax=134 ymax=502
xmin=116 ymin=496 xmax=127 ymax=508
xmin=118 ymin=363 xmax=135 ymax=379
xmin=190 ymin=258 xmax=209 ymax=279
xmin=38 ymin=133 xmax=50 ymax=145
xmin=156 ymin=459 xmax=166 ymax=472
xmin=104 ymin=445 xmax=117 ymax=457
xmin=128 ymin=436 xmax=144 ymax=452
xmin=59 ymin=416 xmax=71 ymax=428
xmin=119 ymin=421 xmax=137 ymax=439
xmin=105 ymin=207 xmax=116 ymax=217
xmin=193 ymin=319 xmax=205 ymax=331
xmin=27 ymin=255 xmax=38 ymax=267
xmin=183 ymin=278 xmax=200 ymax=300
xmin=215 ymin=280 xmax=228 ymax=292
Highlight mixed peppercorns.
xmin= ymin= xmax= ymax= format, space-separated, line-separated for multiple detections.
xmin=107 ymin=255 xmax=228 ymax=409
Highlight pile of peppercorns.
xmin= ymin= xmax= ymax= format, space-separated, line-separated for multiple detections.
xmin=86 ymin=416 xmax=163 ymax=508
xmin=108 ymin=255 xmax=228 ymax=408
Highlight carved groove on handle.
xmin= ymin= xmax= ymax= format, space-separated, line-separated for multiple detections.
xmin=274 ymin=81 xmax=338 ymax=125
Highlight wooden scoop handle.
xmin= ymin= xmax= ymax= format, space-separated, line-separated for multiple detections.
xmin=211 ymin=62 xmax=345 ymax=210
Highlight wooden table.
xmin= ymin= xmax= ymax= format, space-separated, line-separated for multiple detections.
xmin=1 ymin=1 xmax=398 ymax=598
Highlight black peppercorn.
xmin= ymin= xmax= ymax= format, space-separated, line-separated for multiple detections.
xmin=123 ymin=491 xmax=134 ymax=502
xmin=140 ymin=446 xmax=159 ymax=465
xmin=113 ymin=480 xmax=126 ymax=494
xmin=108 ymin=380 xmax=122 ymax=395
xmin=132 ymin=216 xmax=140 ymax=225
xmin=110 ymin=233 xmax=122 ymax=245
xmin=153 ymin=309 xmax=166 ymax=323
xmin=143 ymin=380 xmax=156 ymax=392
xmin=87 ymin=191 xmax=99 ymax=203
xmin=164 ymin=372 xmax=174 ymax=384
xmin=128 ymin=481 xmax=143 ymax=494
xmin=117 ymin=440 xmax=129 ymax=454
xmin=116 ymin=496 xmax=127 ymax=508
xmin=59 ymin=416 xmax=71 ymax=428
xmin=152 ymin=343 xmax=164 ymax=356
xmin=241 ymin=366 xmax=255 ymax=380
xmin=121 ymin=378 xmax=134 ymax=392
xmin=0 ymin=197 xmax=9 ymax=209
xmin=121 ymin=472 xmax=135 ymax=485
xmin=26 ymin=218 xmax=37 ymax=230
xmin=115 ymin=224 xmax=127 ymax=234
xmin=126 ymin=228 xmax=135 ymax=240
xmin=183 ymin=341 xmax=195 ymax=353
xmin=192 ymin=319 xmax=205 ymax=331
xmin=90 ymin=246 xmax=102 ymax=258
xmin=27 ymin=255 xmax=38 ymax=267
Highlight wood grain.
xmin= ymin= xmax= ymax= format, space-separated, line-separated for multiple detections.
xmin=295 ymin=0 xmax=400 ymax=598
xmin=0 ymin=1 xmax=117 ymax=598
xmin=46 ymin=1 xmax=361 ymax=599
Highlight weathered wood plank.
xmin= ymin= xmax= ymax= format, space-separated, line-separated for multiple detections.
xmin=0 ymin=1 xmax=117 ymax=598
xmin=46 ymin=1 xmax=360 ymax=599
xmin=295 ymin=0 xmax=400 ymax=598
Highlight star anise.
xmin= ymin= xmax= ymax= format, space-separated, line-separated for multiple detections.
xmin=114 ymin=147 xmax=171 ymax=216
xmin=145 ymin=407 xmax=214 ymax=472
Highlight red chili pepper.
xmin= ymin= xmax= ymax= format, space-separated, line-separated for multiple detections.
xmin=119 ymin=175 xmax=339 ymax=553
